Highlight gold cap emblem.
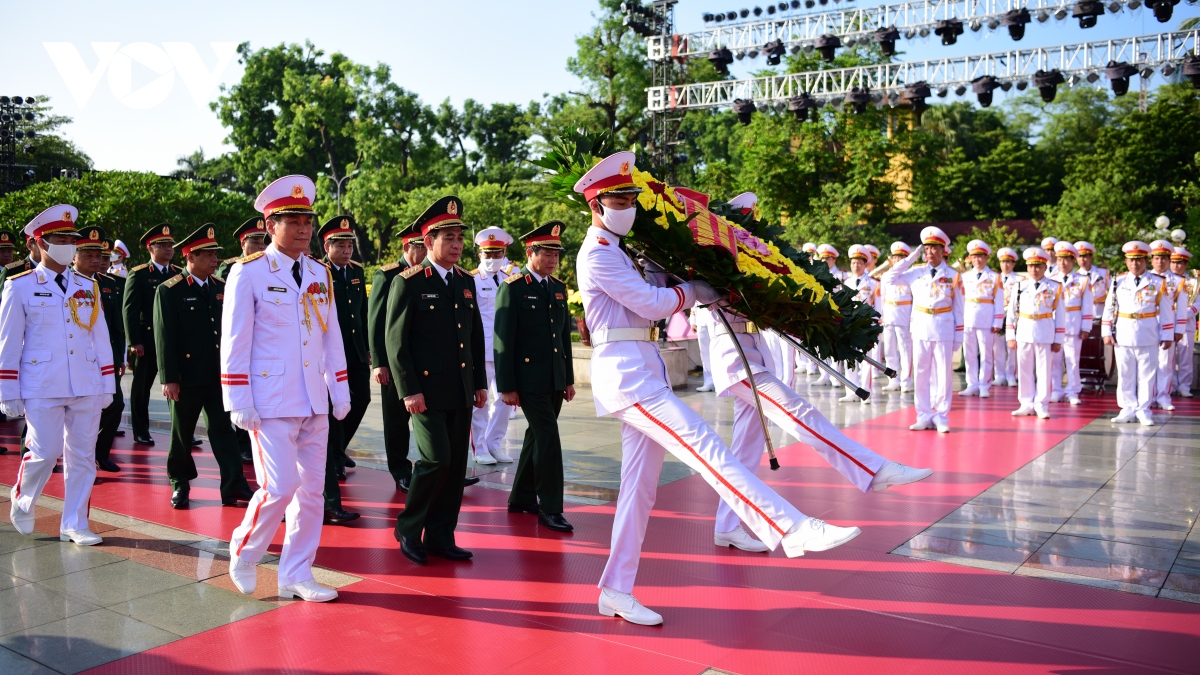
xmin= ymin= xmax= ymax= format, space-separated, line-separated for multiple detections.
xmin=291 ymin=184 xmax=304 ymax=198
xmin=89 ymin=230 xmax=99 ymax=240
xmin=341 ymin=218 xmax=349 ymax=230
xmin=487 ymin=234 xmax=496 ymax=242
xmin=447 ymin=201 xmax=458 ymax=216
xmin=619 ymin=161 xmax=630 ymax=176
xmin=256 ymin=219 xmax=264 ymax=229
xmin=162 ymin=226 xmax=170 ymax=235
xmin=551 ymin=225 xmax=561 ymax=236
xmin=62 ymin=211 xmax=73 ymax=222
xmin=208 ymin=227 xmax=215 ymax=239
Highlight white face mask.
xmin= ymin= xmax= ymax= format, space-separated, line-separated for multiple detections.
xmin=479 ymin=257 xmax=507 ymax=275
xmin=45 ymin=243 xmax=77 ymax=266
xmin=599 ymin=204 xmax=637 ymax=237
xmin=110 ymin=253 xmax=122 ymax=262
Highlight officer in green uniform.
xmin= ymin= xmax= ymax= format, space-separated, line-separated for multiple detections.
xmin=371 ymin=224 xmax=418 ymax=491
xmin=217 ymin=217 xmax=270 ymax=463
xmin=495 ymin=221 xmax=575 ymax=532
xmin=154 ymin=225 xmax=253 ymax=509
xmin=124 ymin=224 xmax=182 ymax=446
xmin=0 ymin=230 xmax=15 ymax=267
xmin=386 ymin=196 xmax=487 ymax=565
xmin=0 ymin=234 xmax=38 ymax=289
xmin=317 ymin=215 xmax=366 ymax=525
xmin=76 ymin=231 xmax=127 ymax=472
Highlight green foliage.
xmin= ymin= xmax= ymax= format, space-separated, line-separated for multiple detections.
xmin=948 ymin=223 xmax=1024 ymax=265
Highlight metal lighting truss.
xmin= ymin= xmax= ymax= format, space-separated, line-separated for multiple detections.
xmin=649 ymin=0 xmax=1154 ymax=60
xmin=647 ymin=29 xmax=1198 ymax=110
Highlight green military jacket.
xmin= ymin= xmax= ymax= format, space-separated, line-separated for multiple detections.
xmin=324 ymin=257 xmax=368 ymax=365
xmin=124 ymin=261 xmax=182 ymax=355
xmin=368 ymin=260 xmax=408 ymax=371
xmin=216 ymin=256 xmax=241 ymax=281
xmin=153 ymin=270 xmax=224 ymax=387
xmin=494 ymin=267 xmax=574 ymax=394
xmin=96 ymin=272 xmax=126 ymax=367
xmin=385 ymin=259 xmax=486 ymax=410
xmin=0 ymin=257 xmax=35 ymax=291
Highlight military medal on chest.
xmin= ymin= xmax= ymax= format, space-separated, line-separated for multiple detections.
xmin=303 ymin=279 xmax=332 ymax=334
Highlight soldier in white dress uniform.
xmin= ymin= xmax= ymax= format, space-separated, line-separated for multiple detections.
xmin=1076 ymin=241 xmax=1109 ymax=322
xmin=1170 ymin=247 xmax=1200 ymax=397
xmin=469 ymin=227 xmax=520 ymax=465
xmin=221 ymin=175 xmax=352 ymax=603
xmin=3 ymin=205 xmax=115 ymax=545
xmin=883 ymin=227 xmax=965 ymax=433
xmin=993 ymin=247 xmax=1022 ymax=387
xmin=958 ymin=240 xmax=1004 ymax=399
xmin=1149 ymin=240 xmax=1186 ymax=411
xmin=107 ymin=239 xmax=130 ymax=278
xmin=812 ymin=244 xmax=845 ymax=386
xmin=1007 ymin=247 xmax=1067 ymax=419
xmin=1041 ymin=237 xmax=1059 ymax=276
xmin=1101 ymin=241 xmax=1175 ymax=426
xmin=576 ymin=152 xmax=861 ymax=626
xmin=1047 ymin=242 xmax=1095 ymax=405
xmin=880 ymin=242 xmax=915 ymax=392
xmin=839 ymin=245 xmax=882 ymax=403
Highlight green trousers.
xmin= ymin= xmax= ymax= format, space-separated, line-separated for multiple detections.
xmin=509 ymin=391 xmax=566 ymax=515
xmin=324 ymin=362 xmax=371 ymax=509
xmin=129 ymin=350 xmax=157 ymax=438
xmin=394 ymin=406 xmax=471 ymax=548
xmin=165 ymin=383 xmax=249 ymax=500
xmin=381 ymin=377 xmax=412 ymax=482
xmin=95 ymin=374 xmax=125 ymax=462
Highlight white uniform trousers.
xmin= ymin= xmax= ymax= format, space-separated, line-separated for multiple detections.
xmin=993 ymin=334 xmax=1014 ymax=384
xmin=470 ymin=360 xmax=513 ymax=457
xmin=1016 ymin=342 xmax=1053 ymax=409
xmin=1175 ymin=331 xmax=1194 ymax=395
xmin=715 ymin=376 xmax=885 ymax=534
xmin=800 ymin=351 xmax=818 ymax=375
xmin=881 ymin=325 xmax=912 ymax=387
xmin=962 ymin=328 xmax=994 ymax=394
xmin=599 ymin=388 xmax=807 ymax=594
xmin=1115 ymin=345 xmax=1157 ymax=416
xmin=843 ymin=349 xmax=875 ymax=397
xmin=1155 ymin=342 xmax=1177 ymax=406
xmin=10 ymin=396 xmax=103 ymax=533
xmin=772 ymin=335 xmax=797 ymax=389
xmin=231 ymin=415 xmax=328 ymax=587
xmin=1050 ymin=335 xmax=1085 ymax=398
xmin=696 ymin=324 xmax=715 ymax=389
xmin=913 ymin=340 xmax=954 ymax=427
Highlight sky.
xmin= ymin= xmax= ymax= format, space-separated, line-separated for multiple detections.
xmin=3 ymin=0 xmax=1198 ymax=174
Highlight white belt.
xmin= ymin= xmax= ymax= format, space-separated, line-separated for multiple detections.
xmin=712 ymin=321 xmax=758 ymax=336
xmin=590 ymin=327 xmax=660 ymax=346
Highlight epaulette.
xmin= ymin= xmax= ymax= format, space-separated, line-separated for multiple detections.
xmin=380 ymin=262 xmax=401 ymax=272
xmin=550 ymin=274 xmax=564 ymax=286
xmin=7 ymin=269 xmax=33 ymax=280
xmin=349 ymin=259 xmax=362 ymax=267
xmin=212 ymin=274 xmax=225 ymax=284
xmin=3 ymin=260 xmax=28 ymax=271
xmin=240 ymin=251 xmax=266 ymax=264
xmin=1152 ymin=272 xmax=1165 ymax=279
xmin=222 ymin=256 xmax=241 ymax=266
xmin=130 ymin=263 xmax=149 ymax=273
xmin=469 ymin=269 xmax=480 ymax=276
xmin=454 ymin=264 xmax=469 ymax=276
xmin=504 ymin=272 xmax=524 ymax=284
xmin=74 ymin=272 xmax=95 ymax=282
xmin=162 ymin=274 xmax=184 ymax=288
xmin=171 ymin=264 xmax=183 ymax=271
xmin=309 ymin=255 xmax=330 ymax=268
xmin=400 ymin=265 xmax=424 ymax=279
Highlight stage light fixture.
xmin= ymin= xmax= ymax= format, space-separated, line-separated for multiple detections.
xmin=955 ymin=84 xmax=967 ymax=96
xmin=1184 ymin=54 xmax=1200 ymax=90
xmin=1105 ymin=61 xmax=1138 ymax=95
xmin=1086 ymin=71 xmax=1100 ymax=83
xmin=0 ymin=97 xmax=8 ymax=105
xmin=1140 ymin=66 xmax=1154 ymax=79
xmin=791 ymin=1 xmax=801 ymax=8
xmin=1054 ymin=7 xmax=1069 ymax=19
xmin=844 ymin=86 xmax=870 ymax=114
xmin=904 ymin=28 xmax=916 ymax=39
xmin=1000 ymin=80 xmax=1013 ymax=91
xmin=1001 ymin=8 xmax=1031 ymax=40
xmin=819 ymin=0 xmax=828 ymax=6
xmin=970 ymin=19 xmax=982 ymax=32
xmin=1145 ymin=0 xmax=1178 ymax=22
xmin=753 ymin=6 xmax=763 ymax=15
xmin=781 ymin=2 xmax=791 ymax=9
xmin=740 ymin=8 xmax=750 ymax=17
xmin=790 ymin=44 xmax=802 ymax=54
xmin=972 ymin=75 xmax=999 ymax=107
xmin=805 ymin=0 xmax=815 ymax=6
xmin=1036 ymin=9 xmax=1050 ymax=21
xmin=747 ymin=48 xmax=760 ymax=58
xmin=703 ymin=12 xmax=715 ymax=21
xmin=764 ymin=39 xmax=787 ymax=65
xmin=714 ymin=12 xmax=726 ymax=21
xmin=1162 ymin=64 xmax=1175 ymax=77
xmin=873 ymin=26 xmax=900 ymax=56
xmin=788 ymin=92 xmax=820 ymax=122
xmin=736 ymin=50 xmax=746 ymax=60
xmin=936 ymin=87 xmax=948 ymax=97
xmin=1073 ymin=0 xmax=1104 ymax=27
xmin=901 ymin=81 xmax=931 ymax=119
xmin=1033 ymin=69 xmax=1065 ymax=102
xmin=935 ymin=19 xmax=964 ymax=45
xmin=918 ymin=26 xmax=931 ymax=37
xmin=1127 ymin=0 xmax=1140 ymax=7
xmin=709 ymin=47 xmax=735 ymax=74
xmin=1108 ymin=1 xmax=1122 ymax=11
xmin=1016 ymin=79 xmax=1028 ymax=90
xmin=815 ymin=33 xmax=841 ymax=61
xmin=733 ymin=98 xmax=757 ymax=124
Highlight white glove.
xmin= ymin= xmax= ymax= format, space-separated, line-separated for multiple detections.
xmin=230 ymin=407 xmax=262 ymax=431
xmin=333 ymin=401 xmax=352 ymax=420
xmin=691 ymin=280 xmax=723 ymax=305
xmin=1 ymin=399 xmax=24 ymax=417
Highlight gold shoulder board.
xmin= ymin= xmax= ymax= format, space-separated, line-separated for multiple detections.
xmin=162 ymin=274 xmax=184 ymax=288
xmin=241 ymin=251 xmax=266 ymax=264
xmin=504 ymin=273 xmax=524 ymax=284
xmin=380 ymin=262 xmax=400 ymax=272
xmin=400 ymin=265 xmax=424 ymax=279
xmin=8 ymin=269 xmax=33 ymax=280
xmin=130 ymin=263 xmax=149 ymax=273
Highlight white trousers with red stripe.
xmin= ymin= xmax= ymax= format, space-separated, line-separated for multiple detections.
xmin=470 ymin=360 xmax=513 ymax=457
xmin=1156 ymin=338 xmax=1177 ymax=406
xmin=1050 ymin=335 xmax=1084 ymax=398
xmin=1016 ymin=341 xmax=1053 ymax=408
xmin=913 ymin=340 xmax=955 ymax=427
xmin=230 ymin=415 xmax=328 ymax=587
xmin=962 ymin=328 xmax=994 ymax=393
xmin=715 ymin=376 xmax=885 ymax=533
xmin=10 ymin=396 xmax=103 ymax=533
xmin=599 ymin=388 xmax=807 ymax=594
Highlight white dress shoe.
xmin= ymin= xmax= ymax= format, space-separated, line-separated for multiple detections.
xmin=1048 ymin=394 xmax=1063 ymax=403
xmin=279 ymin=579 xmax=338 ymax=602
xmin=229 ymin=554 xmax=257 ymax=594
xmin=599 ymin=587 xmax=663 ymax=626
xmin=1110 ymin=411 xmax=1136 ymax=423
xmin=60 ymin=530 xmax=102 ymax=546
xmin=1006 ymin=379 xmax=1018 ymax=387
xmin=978 ymin=389 xmax=990 ymax=398
xmin=909 ymin=421 xmax=932 ymax=431
xmin=882 ymin=382 xmax=900 ymax=391
xmin=474 ymin=452 xmax=497 ymax=466
xmin=491 ymin=450 xmax=514 ymax=463
xmin=696 ymin=384 xmax=714 ymax=392
xmin=1068 ymin=396 xmax=1081 ymax=405
xmin=838 ymin=393 xmax=858 ymax=402
xmin=958 ymin=388 xmax=978 ymax=397
xmin=1011 ymin=406 xmax=1035 ymax=416
xmin=870 ymin=461 xmax=933 ymax=491
xmin=1158 ymin=401 xmax=1176 ymax=412
xmin=1179 ymin=390 xmax=1194 ymax=398
xmin=1035 ymin=407 xmax=1051 ymax=419
xmin=714 ymin=525 xmax=769 ymax=552
xmin=781 ymin=518 xmax=861 ymax=558
xmin=860 ymin=396 xmax=872 ymax=405
xmin=9 ymin=500 xmax=34 ymax=536
xmin=1137 ymin=412 xmax=1156 ymax=426
xmin=900 ymin=384 xmax=914 ymax=393
xmin=936 ymin=424 xmax=951 ymax=433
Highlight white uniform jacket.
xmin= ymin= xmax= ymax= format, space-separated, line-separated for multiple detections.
xmin=1049 ymin=270 xmax=1095 ymax=336
xmin=962 ymin=267 xmax=1004 ymax=330
xmin=845 ymin=273 xmax=881 ymax=315
xmin=1084 ymin=266 xmax=1109 ymax=316
xmin=1101 ymin=272 xmax=1176 ymax=347
xmin=1000 ymin=271 xmax=1023 ymax=321
xmin=1182 ymin=277 xmax=1200 ymax=334
xmin=0 ymin=265 xmax=116 ymax=400
xmin=883 ymin=248 xmax=965 ymax=345
xmin=880 ymin=273 xmax=913 ymax=327
xmin=107 ymin=263 xmax=128 ymax=279
xmin=220 ymin=245 xmax=351 ymax=418
xmin=577 ymin=226 xmax=696 ymax=416
xmin=1005 ymin=277 xmax=1067 ymax=345
xmin=472 ymin=262 xmax=519 ymax=359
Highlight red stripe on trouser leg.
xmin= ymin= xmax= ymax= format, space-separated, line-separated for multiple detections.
xmin=235 ymin=429 xmax=269 ymax=558
xmin=742 ymin=380 xmax=876 ymax=477
xmin=633 ymin=403 xmax=786 ymax=536
xmin=13 ymin=452 xmax=28 ymax=499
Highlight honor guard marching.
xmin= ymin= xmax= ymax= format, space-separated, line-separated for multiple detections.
xmin=1007 ymin=248 xmax=1067 ymax=419
xmin=1048 ymin=242 xmax=1095 ymax=405
xmin=840 ymin=245 xmax=881 ymax=403
xmin=107 ymin=239 xmax=130 ymax=278
xmin=221 ymin=175 xmax=352 ymax=602
xmin=155 ymin=225 xmax=253 ymax=510
xmin=75 ymin=229 xmax=126 ymax=473
xmin=493 ymin=221 xmax=575 ymax=532
xmin=385 ymin=196 xmax=487 ymax=566
xmin=1149 ymin=239 xmax=1187 ymax=410
xmin=0 ymin=231 xmax=14 ymax=267
xmin=879 ymin=242 xmax=915 ymax=392
xmin=216 ymin=217 xmax=269 ymax=280
xmin=3 ymin=205 xmax=115 ymax=545
xmin=318 ymin=215 xmax=369 ymax=525
xmin=994 ymin=248 xmax=1022 ymax=387
xmin=469 ymin=226 xmax=521 ymax=465
xmin=958 ymin=240 xmax=1003 ymax=399
xmin=1102 ymin=241 xmax=1176 ymax=426
xmin=884 ymin=227 xmax=965 ymax=433
xmin=124 ymin=224 xmax=182 ymax=446
xmin=1171 ymin=246 xmax=1199 ymax=397
xmin=576 ymin=152 xmax=861 ymax=627
xmin=0 ymin=234 xmax=39 ymax=289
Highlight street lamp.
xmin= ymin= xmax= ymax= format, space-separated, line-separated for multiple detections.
xmin=317 ymin=169 xmax=360 ymax=216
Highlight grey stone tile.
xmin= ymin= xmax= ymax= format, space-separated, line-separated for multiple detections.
xmin=1015 ymin=564 xmax=1162 ymax=595
xmin=1070 ymin=503 xmax=1195 ymax=531
xmin=1057 ymin=518 xmax=1190 ymax=550
xmin=38 ymin=559 xmax=194 ymax=607
xmin=0 ymin=543 xmax=124 ymax=583
xmin=0 ymin=583 xmax=99 ymax=637
xmin=0 ymin=527 xmax=53 ymax=557
xmin=0 ymin=608 xmax=179 ymax=673
xmin=0 ymin=646 xmax=58 ymax=675
xmin=1038 ymin=533 xmax=1180 ymax=571
xmin=112 ymin=582 xmax=275 ymax=637
xmin=921 ymin=521 xmax=1054 ymax=550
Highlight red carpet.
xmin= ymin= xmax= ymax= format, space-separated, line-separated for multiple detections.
xmin=2 ymin=387 xmax=1198 ymax=674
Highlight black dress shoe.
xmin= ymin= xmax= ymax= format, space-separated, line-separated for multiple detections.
xmin=134 ymin=435 xmax=155 ymax=446
xmin=463 ymin=475 xmax=480 ymax=487
xmin=343 ymin=456 xmax=356 ymax=468
xmin=507 ymin=503 xmax=539 ymax=515
xmin=191 ymin=436 xmax=203 ymax=447
xmin=398 ymin=535 xmax=427 ymax=565
xmin=397 ymin=476 xmax=410 ymax=493
xmin=426 ymin=544 xmax=473 ymax=560
xmin=114 ymin=429 xmax=125 ymax=437
xmin=240 ymin=449 xmax=253 ymax=464
xmin=336 ymin=466 xmax=347 ymax=481
xmin=222 ymin=486 xmax=255 ymax=506
xmin=171 ymin=487 xmax=190 ymax=509
xmin=97 ymin=458 xmax=121 ymax=473
xmin=538 ymin=511 xmax=574 ymax=532
xmin=324 ymin=507 xmax=361 ymax=525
